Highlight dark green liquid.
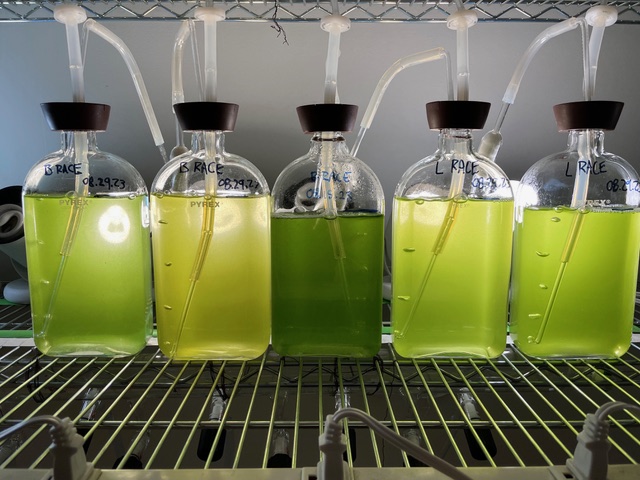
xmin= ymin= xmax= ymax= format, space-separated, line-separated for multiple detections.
xmin=271 ymin=214 xmax=384 ymax=357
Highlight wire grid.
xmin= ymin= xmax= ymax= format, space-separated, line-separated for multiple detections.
xmin=0 ymin=343 xmax=639 ymax=471
xmin=2 ymin=0 xmax=640 ymax=23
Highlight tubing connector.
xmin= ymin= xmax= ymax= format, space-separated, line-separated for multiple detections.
xmin=53 ymin=4 xmax=87 ymax=25
xmin=321 ymin=14 xmax=351 ymax=33
xmin=447 ymin=8 xmax=477 ymax=30
xmin=317 ymin=415 xmax=350 ymax=480
xmin=49 ymin=418 xmax=95 ymax=480
xmin=566 ymin=413 xmax=610 ymax=480
xmin=194 ymin=6 xmax=226 ymax=22
xmin=586 ymin=5 xmax=617 ymax=27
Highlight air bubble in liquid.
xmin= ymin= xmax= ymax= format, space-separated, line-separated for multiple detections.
xmin=403 ymin=248 xmax=416 ymax=252
xmin=164 ymin=262 xmax=172 ymax=267
xmin=539 ymin=284 xmax=548 ymax=290
xmin=528 ymin=313 xmax=541 ymax=319
xmin=163 ymin=305 xmax=172 ymax=310
xmin=527 ymin=336 xmax=535 ymax=344
xmin=551 ymin=217 xmax=560 ymax=222
xmin=415 ymin=199 xmax=425 ymax=205
xmin=397 ymin=295 xmax=410 ymax=301
xmin=535 ymin=251 xmax=550 ymax=257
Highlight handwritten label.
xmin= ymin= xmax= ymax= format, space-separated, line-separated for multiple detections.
xmin=81 ymin=177 xmax=126 ymax=190
xmin=435 ymin=161 xmax=478 ymax=175
xmin=217 ymin=178 xmax=260 ymax=191
xmin=470 ymin=176 xmax=510 ymax=190
xmin=606 ymin=178 xmax=640 ymax=193
xmin=310 ymin=170 xmax=352 ymax=184
xmin=44 ymin=163 xmax=82 ymax=176
xmin=565 ymin=160 xmax=607 ymax=177
xmin=179 ymin=161 xmax=224 ymax=175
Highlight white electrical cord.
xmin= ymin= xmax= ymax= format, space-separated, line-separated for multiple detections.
xmin=567 ymin=401 xmax=640 ymax=480
xmin=321 ymin=407 xmax=475 ymax=480
xmin=0 ymin=415 xmax=93 ymax=480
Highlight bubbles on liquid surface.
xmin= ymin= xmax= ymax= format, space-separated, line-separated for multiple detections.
xmin=454 ymin=194 xmax=468 ymax=203
xmin=128 ymin=194 xmax=136 ymax=200
xmin=535 ymin=251 xmax=550 ymax=257
xmin=155 ymin=193 xmax=164 ymax=199
xmin=65 ymin=191 xmax=75 ymax=199
xmin=415 ymin=199 xmax=425 ymax=205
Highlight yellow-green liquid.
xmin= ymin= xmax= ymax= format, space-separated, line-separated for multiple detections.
xmin=24 ymin=195 xmax=153 ymax=356
xmin=151 ymin=195 xmax=271 ymax=360
xmin=510 ymin=207 xmax=640 ymax=358
xmin=392 ymin=198 xmax=513 ymax=358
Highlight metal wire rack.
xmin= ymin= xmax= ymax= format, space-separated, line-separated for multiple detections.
xmin=0 ymin=300 xmax=639 ymax=476
xmin=2 ymin=0 xmax=640 ymax=24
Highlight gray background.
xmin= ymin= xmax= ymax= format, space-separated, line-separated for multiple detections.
xmin=1 ymin=19 xmax=639 ymax=277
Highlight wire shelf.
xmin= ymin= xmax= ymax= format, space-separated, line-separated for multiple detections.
xmin=2 ymin=0 xmax=640 ymax=23
xmin=1 ymin=340 xmax=639 ymax=472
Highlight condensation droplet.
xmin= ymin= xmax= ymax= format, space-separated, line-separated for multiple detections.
xmin=397 ymin=295 xmax=411 ymax=301
xmin=163 ymin=305 xmax=172 ymax=310
xmin=536 ymin=251 xmax=550 ymax=257
xmin=551 ymin=217 xmax=560 ymax=222
xmin=539 ymin=284 xmax=548 ymax=290
xmin=403 ymin=248 xmax=416 ymax=252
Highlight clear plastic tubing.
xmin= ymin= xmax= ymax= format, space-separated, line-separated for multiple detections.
xmin=83 ymin=19 xmax=166 ymax=161
xmin=447 ymin=4 xmax=477 ymax=102
xmin=478 ymin=17 xmax=587 ymax=161
xmin=585 ymin=5 xmax=618 ymax=98
xmin=47 ymin=5 xmax=90 ymax=333
xmin=196 ymin=7 xmax=225 ymax=102
xmin=171 ymin=21 xmax=190 ymax=106
xmin=321 ymin=14 xmax=350 ymax=104
xmin=350 ymin=48 xmax=453 ymax=158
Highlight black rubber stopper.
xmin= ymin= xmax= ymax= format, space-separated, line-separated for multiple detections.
xmin=296 ymin=104 xmax=358 ymax=133
xmin=174 ymin=102 xmax=239 ymax=132
xmin=267 ymin=453 xmax=293 ymax=468
xmin=426 ymin=101 xmax=491 ymax=130
xmin=41 ymin=103 xmax=110 ymax=131
xmin=197 ymin=428 xmax=226 ymax=462
xmin=553 ymin=101 xmax=623 ymax=131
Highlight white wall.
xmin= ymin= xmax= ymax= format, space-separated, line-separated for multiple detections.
xmin=1 ymin=19 xmax=639 ymax=278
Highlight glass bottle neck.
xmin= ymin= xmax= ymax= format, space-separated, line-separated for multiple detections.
xmin=438 ymin=129 xmax=474 ymax=156
xmin=310 ymin=132 xmax=349 ymax=157
xmin=567 ymin=130 xmax=605 ymax=156
xmin=61 ymin=131 xmax=98 ymax=154
xmin=192 ymin=131 xmax=225 ymax=154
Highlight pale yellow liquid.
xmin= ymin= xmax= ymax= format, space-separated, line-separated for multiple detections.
xmin=392 ymin=198 xmax=513 ymax=358
xmin=151 ymin=195 xmax=271 ymax=360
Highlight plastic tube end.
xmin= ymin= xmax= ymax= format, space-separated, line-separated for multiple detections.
xmin=195 ymin=7 xmax=226 ymax=22
xmin=447 ymin=9 xmax=478 ymax=30
xmin=321 ymin=14 xmax=351 ymax=33
xmin=586 ymin=5 xmax=618 ymax=27
xmin=54 ymin=5 xmax=87 ymax=25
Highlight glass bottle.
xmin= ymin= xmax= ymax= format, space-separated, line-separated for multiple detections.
xmin=510 ymin=101 xmax=640 ymax=358
xmin=151 ymin=102 xmax=270 ymax=360
xmin=392 ymin=101 xmax=513 ymax=359
xmin=23 ymin=102 xmax=153 ymax=356
xmin=271 ymin=104 xmax=385 ymax=357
